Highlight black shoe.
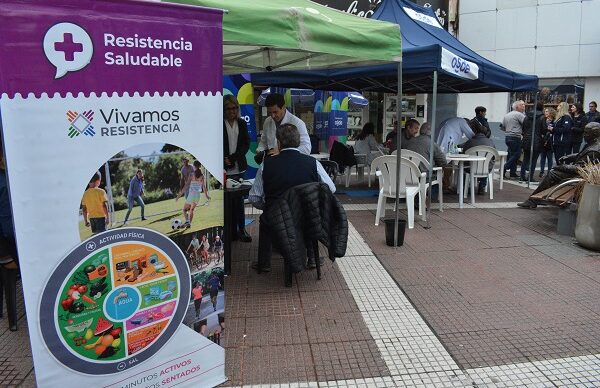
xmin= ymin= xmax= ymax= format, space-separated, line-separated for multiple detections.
xmin=510 ymin=174 xmax=519 ymax=179
xmin=517 ymin=200 xmax=537 ymax=209
xmin=251 ymin=261 xmax=271 ymax=273
xmin=538 ymin=172 xmax=544 ymax=178
xmin=237 ymin=229 xmax=252 ymax=243
xmin=141 ymin=217 xmax=148 ymax=221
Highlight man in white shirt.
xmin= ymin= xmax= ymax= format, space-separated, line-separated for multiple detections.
xmin=255 ymin=93 xmax=311 ymax=163
xmin=436 ymin=117 xmax=476 ymax=153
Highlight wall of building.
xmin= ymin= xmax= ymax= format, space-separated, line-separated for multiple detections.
xmin=457 ymin=0 xmax=600 ymax=118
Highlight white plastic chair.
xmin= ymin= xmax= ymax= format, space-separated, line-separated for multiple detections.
xmin=392 ymin=149 xmax=443 ymax=212
xmin=345 ymin=153 xmax=367 ymax=187
xmin=366 ymin=149 xmax=386 ymax=187
xmin=371 ymin=155 xmax=425 ymax=229
xmin=463 ymin=146 xmax=499 ymax=201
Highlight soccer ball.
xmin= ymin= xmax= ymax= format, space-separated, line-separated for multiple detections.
xmin=171 ymin=219 xmax=182 ymax=230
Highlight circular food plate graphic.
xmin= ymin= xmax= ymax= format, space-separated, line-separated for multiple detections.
xmin=40 ymin=227 xmax=191 ymax=375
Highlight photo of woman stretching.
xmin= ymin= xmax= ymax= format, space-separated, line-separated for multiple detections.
xmin=177 ymin=167 xmax=210 ymax=228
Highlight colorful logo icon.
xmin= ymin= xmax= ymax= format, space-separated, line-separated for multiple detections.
xmin=43 ymin=23 xmax=93 ymax=79
xmin=67 ymin=110 xmax=95 ymax=138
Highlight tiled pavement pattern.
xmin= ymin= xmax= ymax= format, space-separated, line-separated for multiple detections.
xmin=0 ymin=279 xmax=35 ymax=387
xmin=2 ymin=175 xmax=600 ymax=387
xmin=222 ymin=220 xmax=390 ymax=386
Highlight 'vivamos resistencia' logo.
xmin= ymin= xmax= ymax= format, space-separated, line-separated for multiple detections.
xmin=67 ymin=108 xmax=181 ymax=139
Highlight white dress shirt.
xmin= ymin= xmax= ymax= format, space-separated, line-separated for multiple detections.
xmin=257 ymin=111 xmax=312 ymax=156
xmin=249 ymin=148 xmax=336 ymax=210
xmin=436 ymin=117 xmax=475 ymax=153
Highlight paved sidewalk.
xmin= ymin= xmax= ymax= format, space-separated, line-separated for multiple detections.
xmin=2 ymin=176 xmax=599 ymax=387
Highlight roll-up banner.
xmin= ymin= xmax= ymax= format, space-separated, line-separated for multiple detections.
xmin=0 ymin=0 xmax=226 ymax=386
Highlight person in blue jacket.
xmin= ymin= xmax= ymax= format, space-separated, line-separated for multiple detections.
xmin=552 ymin=102 xmax=573 ymax=162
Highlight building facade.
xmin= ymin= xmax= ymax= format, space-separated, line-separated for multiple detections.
xmin=456 ymin=0 xmax=600 ymax=124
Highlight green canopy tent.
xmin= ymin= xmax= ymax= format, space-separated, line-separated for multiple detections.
xmin=164 ymin=0 xmax=406 ymax=245
xmin=165 ymin=0 xmax=401 ymax=73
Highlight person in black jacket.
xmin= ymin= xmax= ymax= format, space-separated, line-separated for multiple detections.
xmin=520 ymin=102 xmax=545 ymax=182
xmin=248 ymin=124 xmax=336 ymax=273
xmin=472 ymin=106 xmax=492 ymax=138
xmin=552 ymin=102 xmax=573 ymax=162
xmin=570 ymin=103 xmax=588 ymax=154
xmin=223 ymin=95 xmax=252 ymax=242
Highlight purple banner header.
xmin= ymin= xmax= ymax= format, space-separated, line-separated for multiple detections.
xmin=0 ymin=0 xmax=223 ymax=97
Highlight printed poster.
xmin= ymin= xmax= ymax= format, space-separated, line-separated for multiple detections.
xmin=0 ymin=0 xmax=226 ymax=387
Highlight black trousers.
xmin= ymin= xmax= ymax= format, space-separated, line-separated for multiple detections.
xmin=257 ymin=212 xmax=314 ymax=269
xmin=228 ymin=173 xmax=246 ymax=233
xmin=257 ymin=213 xmax=272 ymax=268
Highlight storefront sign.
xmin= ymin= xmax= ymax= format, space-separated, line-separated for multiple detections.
xmin=0 ymin=0 xmax=225 ymax=386
xmin=440 ymin=47 xmax=479 ymax=80
xmin=311 ymin=0 xmax=381 ymax=18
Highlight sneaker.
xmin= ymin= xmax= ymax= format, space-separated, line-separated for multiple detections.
xmin=141 ymin=217 xmax=148 ymax=221
xmin=538 ymin=172 xmax=544 ymax=178
xmin=517 ymin=200 xmax=537 ymax=209
xmin=509 ymin=174 xmax=519 ymax=179
xmin=183 ymin=222 xmax=191 ymax=228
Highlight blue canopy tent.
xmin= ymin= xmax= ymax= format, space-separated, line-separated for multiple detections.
xmin=252 ymin=0 xmax=539 ymax=229
xmin=252 ymin=0 xmax=538 ymax=94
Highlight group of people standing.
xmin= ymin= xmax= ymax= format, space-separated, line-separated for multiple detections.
xmin=502 ymin=100 xmax=600 ymax=182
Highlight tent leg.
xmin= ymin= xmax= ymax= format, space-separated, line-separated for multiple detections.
xmin=393 ymin=61 xmax=403 ymax=247
xmin=527 ymin=93 xmax=538 ymax=189
xmin=425 ymin=71 xmax=438 ymax=230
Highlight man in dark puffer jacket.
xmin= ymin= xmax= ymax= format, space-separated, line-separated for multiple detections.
xmin=249 ymin=124 xmax=337 ymax=273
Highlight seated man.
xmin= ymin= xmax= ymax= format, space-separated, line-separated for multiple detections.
xmin=518 ymin=122 xmax=600 ymax=209
xmin=401 ymin=120 xmax=447 ymax=172
xmin=462 ymin=120 xmax=496 ymax=195
xmin=249 ymin=123 xmax=336 ymax=272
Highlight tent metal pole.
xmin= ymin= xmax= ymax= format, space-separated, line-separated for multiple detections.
xmin=425 ymin=70 xmax=438 ymax=229
xmin=394 ymin=61 xmax=403 ymax=247
xmin=527 ymin=92 xmax=538 ymax=188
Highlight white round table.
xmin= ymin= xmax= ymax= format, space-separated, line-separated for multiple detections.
xmin=447 ymin=154 xmax=487 ymax=208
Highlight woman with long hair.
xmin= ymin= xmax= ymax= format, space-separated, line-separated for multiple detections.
xmin=539 ymin=108 xmax=555 ymax=178
xmin=552 ymin=102 xmax=573 ymax=161
xmin=570 ymin=102 xmax=588 ymax=154
xmin=353 ymin=122 xmax=381 ymax=165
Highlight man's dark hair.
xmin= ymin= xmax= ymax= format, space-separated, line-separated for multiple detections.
xmin=475 ymin=106 xmax=486 ymax=115
xmin=89 ymin=171 xmax=101 ymax=184
xmin=590 ymin=101 xmax=597 ymax=108
xmin=404 ymin=118 xmax=419 ymax=131
xmin=193 ymin=160 xmax=201 ymax=168
xmin=265 ymin=93 xmax=285 ymax=109
xmin=276 ymin=123 xmax=300 ymax=149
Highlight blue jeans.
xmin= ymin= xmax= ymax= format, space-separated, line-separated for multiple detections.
xmin=124 ymin=195 xmax=145 ymax=222
xmin=504 ymin=136 xmax=522 ymax=176
xmin=520 ymin=149 xmax=540 ymax=180
xmin=539 ymin=148 xmax=553 ymax=174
